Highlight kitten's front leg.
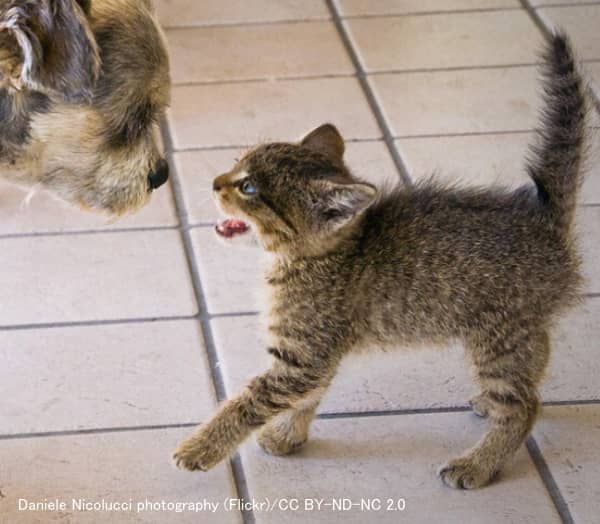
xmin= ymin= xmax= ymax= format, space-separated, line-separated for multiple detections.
xmin=173 ymin=362 xmax=332 ymax=471
xmin=173 ymin=398 xmax=247 ymax=471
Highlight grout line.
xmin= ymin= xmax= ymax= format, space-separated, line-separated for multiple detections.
xmin=3 ymin=399 xmax=598 ymax=441
xmin=519 ymin=0 xmax=554 ymax=38
xmin=318 ymin=399 xmax=600 ymax=420
xmin=159 ymin=118 xmax=227 ymax=402
xmin=317 ymin=406 xmax=471 ymax=419
xmin=526 ymin=437 xmax=575 ymax=524
xmin=368 ymin=62 xmax=539 ymax=75
xmin=159 ymin=116 xmax=255 ymax=524
xmin=0 ymin=225 xmax=178 ymax=241
xmin=543 ymin=399 xmax=600 ymax=407
xmin=172 ymin=72 xmax=354 ymax=88
xmin=325 ymin=0 xmax=413 ymax=187
xmin=162 ymin=17 xmax=332 ymax=31
xmin=160 ymin=6 xmax=530 ymax=31
xmin=393 ymin=127 xmax=600 ymax=139
xmin=170 ymin=137 xmax=384 ymax=154
xmin=169 ymin=125 xmax=599 ymax=154
xmin=210 ymin=311 xmax=261 ymax=319
xmin=18 ymin=297 xmax=600 ymax=331
xmin=0 ymin=315 xmax=198 ymax=332
xmin=171 ymin=144 xmax=252 ymax=153
xmin=0 ymin=423 xmax=199 ymax=441
xmin=230 ymin=453 xmax=256 ymax=524
xmin=169 ymin=59 xmax=600 ymax=90
xmin=532 ymin=1 xmax=600 ymax=7
xmin=9 ymin=296 xmax=600 ymax=331
xmin=341 ymin=7 xmax=524 ymax=18
xmin=396 ymin=129 xmax=539 ymax=139
xmin=187 ymin=222 xmax=215 ymax=228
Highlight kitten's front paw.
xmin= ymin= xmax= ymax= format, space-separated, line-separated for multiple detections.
xmin=438 ymin=457 xmax=495 ymax=489
xmin=173 ymin=429 xmax=226 ymax=472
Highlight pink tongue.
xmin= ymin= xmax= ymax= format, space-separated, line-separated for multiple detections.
xmin=216 ymin=218 xmax=249 ymax=237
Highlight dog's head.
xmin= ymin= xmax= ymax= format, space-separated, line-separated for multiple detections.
xmin=0 ymin=0 xmax=170 ymax=215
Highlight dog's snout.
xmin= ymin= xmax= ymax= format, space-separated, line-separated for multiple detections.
xmin=148 ymin=159 xmax=169 ymax=190
xmin=213 ymin=177 xmax=224 ymax=192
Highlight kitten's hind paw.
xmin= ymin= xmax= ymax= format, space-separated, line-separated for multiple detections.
xmin=257 ymin=427 xmax=308 ymax=456
xmin=438 ymin=457 xmax=496 ymax=489
xmin=469 ymin=393 xmax=492 ymax=418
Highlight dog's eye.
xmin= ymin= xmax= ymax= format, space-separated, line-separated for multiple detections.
xmin=240 ymin=180 xmax=258 ymax=196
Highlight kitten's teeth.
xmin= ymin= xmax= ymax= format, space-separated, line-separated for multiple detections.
xmin=215 ymin=218 xmax=249 ymax=238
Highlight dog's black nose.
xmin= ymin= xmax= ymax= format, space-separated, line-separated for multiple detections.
xmin=148 ymin=159 xmax=169 ymax=190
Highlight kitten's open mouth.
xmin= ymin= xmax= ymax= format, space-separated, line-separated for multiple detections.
xmin=215 ymin=218 xmax=250 ymax=238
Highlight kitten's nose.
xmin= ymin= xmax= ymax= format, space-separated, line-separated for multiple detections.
xmin=148 ymin=159 xmax=169 ymax=190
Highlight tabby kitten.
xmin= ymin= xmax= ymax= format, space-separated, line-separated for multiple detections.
xmin=174 ymin=33 xmax=588 ymax=489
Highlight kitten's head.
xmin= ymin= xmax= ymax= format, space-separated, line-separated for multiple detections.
xmin=212 ymin=124 xmax=377 ymax=255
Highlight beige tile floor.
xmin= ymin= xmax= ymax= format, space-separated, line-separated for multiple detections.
xmin=1 ymin=1 xmax=599 ymax=523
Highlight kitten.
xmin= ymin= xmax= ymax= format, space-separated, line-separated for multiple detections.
xmin=174 ymin=33 xmax=588 ymax=489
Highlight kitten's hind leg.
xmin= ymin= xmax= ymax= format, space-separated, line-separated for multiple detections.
xmin=439 ymin=329 xmax=549 ymax=489
xmin=257 ymin=390 xmax=323 ymax=456
xmin=469 ymin=393 xmax=492 ymax=418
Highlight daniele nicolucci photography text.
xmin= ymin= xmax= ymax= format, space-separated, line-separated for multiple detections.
xmin=16 ymin=497 xmax=407 ymax=515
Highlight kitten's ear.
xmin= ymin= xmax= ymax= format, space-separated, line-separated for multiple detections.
xmin=301 ymin=123 xmax=345 ymax=161
xmin=316 ymin=181 xmax=377 ymax=229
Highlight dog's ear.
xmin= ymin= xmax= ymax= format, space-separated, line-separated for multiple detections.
xmin=75 ymin=0 xmax=92 ymax=14
xmin=0 ymin=0 xmax=100 ymax=101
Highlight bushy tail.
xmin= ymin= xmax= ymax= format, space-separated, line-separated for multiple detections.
xmin=527 ymin=32 xmax=589 ymax=237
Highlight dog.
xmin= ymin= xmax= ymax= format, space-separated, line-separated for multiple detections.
xmin=0 ymin=0 xmax=170 ymax=214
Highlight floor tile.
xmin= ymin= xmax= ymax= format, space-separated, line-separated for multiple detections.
xmin=166 ymin=22 xmax=352 ymax=84
xmin=0 ymin=320 xmax=214 ymax=434
xmin=176 ymin=141 xmax=400 ymax=226
xmin=335 ymin=0 xmax=519 ymax=16
xmin=531 ymin=0 xmax=600 ymax=5
xmin=211 ymin=293 xmax=600 ymax=415
xmin=0 ymin=428 xmax=241 ymax=523
xmin=0 ymin=230 xmax=197 ymax=325
xmin=579 ymin=205 xmax=600 ymax=294
xmin=156 ymin=0 xmax=329 ymax=27
xmin=533 ymin=405 xmax=600 ymax=524
xmin=343 ymin=141 xmax=402 ymax=187
xmin=239 ymin=413 xmax=560 ymax=524
xmin=346 ymin=11 xmax=541 ymax=72
xmin=167 ymin=78 xmax=381 ymax=149
xmin=174 ymin=149 xmax=236 ymax=225
xmin=542 ymin=298 xmax=600 ymax=402
xmin=398 ymin=133 xmax=532 ymax=188
xmin=538 ymin=6 xmax=600 ymax=60
xmin=0 ymin=180 xmax=177 ymax=235
xmin=190 ymin=228 xmax=265 ymax=315
xmin=589 ymin=62 xmax=600 ymax=91
xmin=370 ymin=67 xmax=541 ymax=136
xmin=397 ymin=132 xmax=600 ymax=204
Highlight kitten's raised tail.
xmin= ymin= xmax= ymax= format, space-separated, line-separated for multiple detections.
xmin=527 ymin=31 xmax=589 ymax=238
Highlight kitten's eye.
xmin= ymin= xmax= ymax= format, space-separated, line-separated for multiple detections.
xmin=240 ymin=180 xmax=258 ymax=196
